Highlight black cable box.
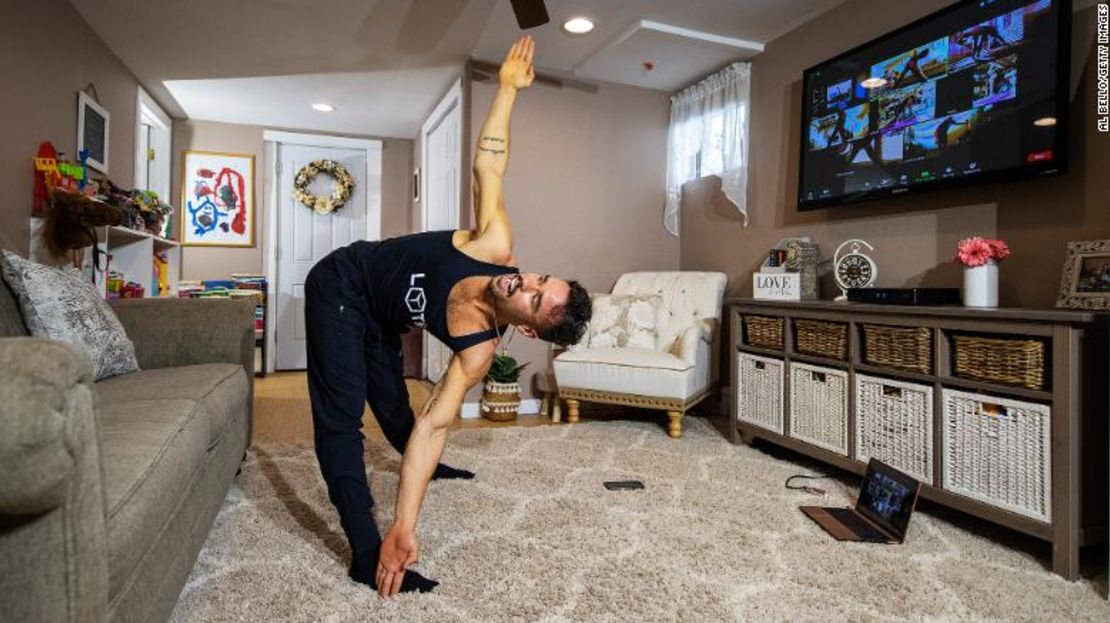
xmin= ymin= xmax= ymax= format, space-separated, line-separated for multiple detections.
xmin=847 ymin=288 xmax=961 ymax=305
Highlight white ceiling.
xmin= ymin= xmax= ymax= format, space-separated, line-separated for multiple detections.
xmin=69 ymin=0 xmax=844 ymax=138
xmin=163 ymin=69 xmax=464 ymax=139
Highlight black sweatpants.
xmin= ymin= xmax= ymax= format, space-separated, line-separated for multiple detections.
xmin=304 ymin=252 xmax=416 ymax=575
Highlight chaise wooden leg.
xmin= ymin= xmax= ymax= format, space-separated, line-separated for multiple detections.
xmin=667 ymin=411 xmax=683 ymax=438
xmin=551 ymin=394 xmax=562 ymax=423
xmin=566 ymin=399 xmax=580 ymax=423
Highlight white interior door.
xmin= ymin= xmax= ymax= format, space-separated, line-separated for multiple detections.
xmin=421 ymin=78 xmax=463 ymax=382
xmin=275 ymin=142 xmax=373 ymax=370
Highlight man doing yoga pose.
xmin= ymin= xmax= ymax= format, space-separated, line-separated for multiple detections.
xmin=303 ymin=35 xmax=592 ymax=598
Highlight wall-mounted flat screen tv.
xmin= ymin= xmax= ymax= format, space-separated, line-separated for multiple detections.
xmin=798 ymin=0 xmax=1070 ymax=210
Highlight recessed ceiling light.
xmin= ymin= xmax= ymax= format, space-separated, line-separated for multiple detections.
xmin=562 ymin=17 xmax=595 ymax=34
xmin=860 ymin=77 xmax=888 ymax=89
xmin=312 ymin=103 xmax=335 ymax=112
xmin=1033 ymin=116 xmax=1056 ymax=127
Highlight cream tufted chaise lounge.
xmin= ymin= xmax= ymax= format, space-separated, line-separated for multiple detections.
xmin=553 ymin=272 xmax=727 ymax=438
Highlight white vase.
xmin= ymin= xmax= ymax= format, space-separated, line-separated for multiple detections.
xmin=964 ymin=260 xmax=999 ymax=308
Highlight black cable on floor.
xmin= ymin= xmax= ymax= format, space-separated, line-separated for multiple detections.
xmin=785 ymin=473 xmax=832 ymax=496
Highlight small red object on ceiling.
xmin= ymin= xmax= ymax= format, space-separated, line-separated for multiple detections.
xmin=643 ymin=61 xmax=654 ymax=71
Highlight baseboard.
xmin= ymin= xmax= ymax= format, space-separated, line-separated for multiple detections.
xmin=460 ymin=398 xmax=542 ymax=419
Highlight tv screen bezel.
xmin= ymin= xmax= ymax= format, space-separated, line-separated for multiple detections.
xmin=796 ymin=0 xmax=1072 ymax=212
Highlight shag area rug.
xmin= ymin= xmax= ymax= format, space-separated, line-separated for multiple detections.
xmin=171 ymin=418 xmax=1108 ymax=622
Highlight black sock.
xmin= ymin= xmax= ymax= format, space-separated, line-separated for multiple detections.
xmin=432 ymin=463 xmax=474 ymax=480
xmin=349 ymin=554 xmax=439 ymax=593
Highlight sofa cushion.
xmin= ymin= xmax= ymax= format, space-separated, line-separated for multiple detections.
xmin=553 ymin=347 xmax=696 ymax=401
xmin=0 ymin=250 xmax=138 ymax=379
xmin=95 ymin=363 xmax=248 ymax=600
xmin=98 ymin=397 xmax=209 ymax=600
xmin=95 ymin=364 xmax=247 ymax=447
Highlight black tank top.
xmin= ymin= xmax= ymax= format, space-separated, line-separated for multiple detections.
xmin=338 ymin=230 xmax=518 ymax=352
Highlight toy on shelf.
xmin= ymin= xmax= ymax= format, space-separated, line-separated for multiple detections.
xmin=33 ymin=142 xmax=61 ymax=217
xmin=102 ymin=180 xmax=174 ymax=238
xmin=105 ymin=272 xmax=143 ymax=299
xmin=153 ymin=251 xmax=170 ymax=296
xmin=119 ymin=281 xmax=145 ymax=298
xmin=34 ymin=140 xmax=176 ymax=241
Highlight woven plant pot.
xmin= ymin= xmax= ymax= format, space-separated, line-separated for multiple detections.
xmin=481 ymin=380 xmax=520 ymax=422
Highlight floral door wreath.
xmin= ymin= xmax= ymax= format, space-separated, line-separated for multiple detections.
xmin=292 ymin=159 xmax=355 ymax=214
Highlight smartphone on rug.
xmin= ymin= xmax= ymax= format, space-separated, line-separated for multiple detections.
xmin=603 ymin=480 xmax=644 ymax=490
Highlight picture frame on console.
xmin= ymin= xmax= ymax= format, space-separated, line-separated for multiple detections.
xmin=1056 ymin=240 xmax=1110 ymax=309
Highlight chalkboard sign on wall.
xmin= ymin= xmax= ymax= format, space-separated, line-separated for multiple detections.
xmin=77 ymin=91 xmax=110 ymax=173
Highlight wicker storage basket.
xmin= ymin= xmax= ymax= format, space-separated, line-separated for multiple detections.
xmin=941 ymin=389 xmax=1051 ymax=522
xmin=789 ymin=363 xmax=848 ymax=455
xmin=794 ymin=319 xmax=849 ymax=360
xmin=862 ymin=324 xmax=933 ymax=374
xmin=952 ymin=335 xmax=1047 ymax=391
xmin=737 ymin=353 xmax=784 ymax=434
xmin=743 ymin=315 xmax=784 ymax=350
xmin=854 ymin=374 xmax=934 ymax=484
xmin=480 ymin=381 xmax=520 ymax=422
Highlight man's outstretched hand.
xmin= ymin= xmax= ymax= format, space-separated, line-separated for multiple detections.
xmin=376 ymin=524 xmax=419 ymax=598
xmin=500 ymin=35 xmax=535 ymax=91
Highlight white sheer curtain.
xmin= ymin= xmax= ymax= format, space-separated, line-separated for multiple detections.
xmin=665 ymin=62 xmax=751 ymax=236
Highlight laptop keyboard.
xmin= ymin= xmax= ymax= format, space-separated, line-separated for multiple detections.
xmin=827 ymin=508 xmax=888 ymax=542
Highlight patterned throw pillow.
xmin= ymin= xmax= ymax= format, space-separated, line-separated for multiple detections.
xmin=1 ymin=251 xmax=139 ymax=380
xmin=586 ymin=293 xmax=662 ymax=350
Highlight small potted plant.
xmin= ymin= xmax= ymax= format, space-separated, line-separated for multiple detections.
xmin=481 ymin=353 xmax=529 ymax=422
xmin=954 ymin=236 xmax=1011 ymax=308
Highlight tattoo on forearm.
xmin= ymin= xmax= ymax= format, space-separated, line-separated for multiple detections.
xmin=478 ymin=146 xmax=506 ymax=155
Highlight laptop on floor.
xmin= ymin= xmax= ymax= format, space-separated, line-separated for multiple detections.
xmin=800 ymin=458 xmax=922 ymax=544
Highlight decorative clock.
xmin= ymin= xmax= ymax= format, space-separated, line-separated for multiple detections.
xmin=833 ymin=239 xmax=877 ymax=300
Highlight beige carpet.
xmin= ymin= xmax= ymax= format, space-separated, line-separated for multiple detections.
xmin=171 ymin=417 xmax=1108 ymax=622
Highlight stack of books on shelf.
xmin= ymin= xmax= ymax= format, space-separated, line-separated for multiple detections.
xmin=231 ymin=275 xmax=268 ymax=339
xmin=177 ymin=275 xmax=268 ymax=339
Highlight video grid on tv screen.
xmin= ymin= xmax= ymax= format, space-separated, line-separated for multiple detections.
xmin=799 ymin=0 xmax=1065 ymax=209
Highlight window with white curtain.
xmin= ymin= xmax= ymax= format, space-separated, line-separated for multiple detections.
xmin=665 ymin=62 xmax=751 ymax=236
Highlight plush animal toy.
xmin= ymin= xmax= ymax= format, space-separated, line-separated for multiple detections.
xmin=40 ymin=188 xmax=122 ymax=261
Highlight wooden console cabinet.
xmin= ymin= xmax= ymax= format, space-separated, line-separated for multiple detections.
xmin=726 ymin=298 xmax=1108 ymax=580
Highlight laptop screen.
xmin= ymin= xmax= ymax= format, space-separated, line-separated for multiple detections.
xmin=856 ymin=459 xmax=921 ymax=539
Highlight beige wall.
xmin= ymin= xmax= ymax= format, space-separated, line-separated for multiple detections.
xmin=172 ymin=120 xmax=413 ymax=280
xmin=1 ymin=0 xmax=147 ymax=254
xmin=468 ymin=78 xmax=676 ymax=398
xmin=681 ymin=0 xmax=1109 ymax=309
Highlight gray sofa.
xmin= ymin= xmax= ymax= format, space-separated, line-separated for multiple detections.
xmin=0 ymin=278 xmax=254 ymax=622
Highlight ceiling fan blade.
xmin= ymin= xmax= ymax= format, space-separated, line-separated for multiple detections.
xmin=468 ymin=59 xmax=598 ymax=94
xmin=510 ymin=0 xmax=549 ymax=29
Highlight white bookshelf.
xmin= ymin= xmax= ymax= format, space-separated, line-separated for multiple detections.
xmin=29 ymin=218 xmax=181 ymax=298
xmin=96 ymin=225 xmax=180 ymax=297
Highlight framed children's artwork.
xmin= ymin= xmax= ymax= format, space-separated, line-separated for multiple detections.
xmin=77 ymin=91 xmax=110 ymax=174
xmin=1056 ymin=240 xmax=1110 ymax=309
xmin=180 ymin=151 xmax=255 ymax=247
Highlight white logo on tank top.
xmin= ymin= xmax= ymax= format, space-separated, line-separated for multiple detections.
xmin=405 ymin=273 xmax=426 ymax=328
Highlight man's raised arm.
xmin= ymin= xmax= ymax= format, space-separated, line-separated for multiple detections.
xmin=471 ymin=36 xmax=534 ymax=236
